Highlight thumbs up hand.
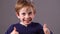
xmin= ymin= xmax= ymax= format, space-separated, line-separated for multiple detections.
xmin=10 ymin=27 xmax=19 ymax=34
xmin=43 ymin=24 xmax=50 ymax=34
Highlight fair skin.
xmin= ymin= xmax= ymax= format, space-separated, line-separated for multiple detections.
xmin=10 ymin=7 xmax=50 ymax=34
xmin=17 ymin=7 xmax=35 ymax=26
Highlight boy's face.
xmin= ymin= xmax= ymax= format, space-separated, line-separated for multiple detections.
xmin=16 ymin=7 xmax=35 ymax=25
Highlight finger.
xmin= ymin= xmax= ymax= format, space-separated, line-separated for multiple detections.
xmin=43 ymin=24 xmax=48 ymax=33
xmin=13 ymin=27 xmax=16 ymax=31
xmin=43 ymin=24 xmax=50 ymax=34
xmin=43 ymin=24 xmax=47 ymax=28
xmin=15 ymin=32 xmax=19 ymax=34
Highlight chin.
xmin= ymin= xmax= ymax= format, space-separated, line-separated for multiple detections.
xmin=24 ymin=21 xmax=31 ymax=25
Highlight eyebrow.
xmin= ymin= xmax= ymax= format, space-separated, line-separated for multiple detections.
xmin=26 ymin=7 xmax=33 ymax=12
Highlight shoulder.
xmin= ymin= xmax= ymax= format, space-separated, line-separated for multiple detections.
xmin=31 ymin=22 xmax=42 ymax=26
xmin=31 ymin=22 xmax=43 ymax=28
xmin=31 ymin=22 xmax=44 ymax=34
xmin=5 ymin=23 xmax=19 ymax=34
xmin=9 ymin=23 xmax=19 ymax=27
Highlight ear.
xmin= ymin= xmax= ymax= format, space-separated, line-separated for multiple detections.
xmin=16 ymin=12 xmax=20 ymax=19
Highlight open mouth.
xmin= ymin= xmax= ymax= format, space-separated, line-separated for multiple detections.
xmin=23 ymin=18 xmax=32 ymax=22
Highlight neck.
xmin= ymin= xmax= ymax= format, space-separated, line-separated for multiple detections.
xmin=20 ymin=22 xmax=28 ymax=27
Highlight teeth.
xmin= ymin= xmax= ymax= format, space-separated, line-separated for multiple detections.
xmin=25 ymin=20 xmax=29 ymax=21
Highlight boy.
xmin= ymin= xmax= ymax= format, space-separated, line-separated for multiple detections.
xmin=5 ymin=0 xmax=51 ymax=34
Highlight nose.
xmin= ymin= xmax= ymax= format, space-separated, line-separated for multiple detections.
xmin=25 ymin=14 xmax=29 ymax=19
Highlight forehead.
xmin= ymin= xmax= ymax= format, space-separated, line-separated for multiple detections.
xmin=19 ymin=6 xmax=34 ymax=13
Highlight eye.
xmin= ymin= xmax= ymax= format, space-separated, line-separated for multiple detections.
xmin=28 ymin=12 xmax=32 ymax=15
xmin=22 ymin=13 xmax=26 ymax=16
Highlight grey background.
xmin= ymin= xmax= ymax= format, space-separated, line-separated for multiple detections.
xmin=0 ymin=0 xmax=60 ymax=34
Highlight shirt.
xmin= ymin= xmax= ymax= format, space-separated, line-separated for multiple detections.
xmin=5 ymin=22 xmax=44 ymax=34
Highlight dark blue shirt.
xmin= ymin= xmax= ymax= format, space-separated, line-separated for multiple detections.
xmin=5 ymin=22 xmax=45 ymax=34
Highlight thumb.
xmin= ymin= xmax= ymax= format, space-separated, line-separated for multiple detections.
xmin=43 ymin=24 xmax=47 ymax=28
xmin=13 ymin=27 xmax=16 ymax=31
xmin=43 ymin=24 xmax=48 ymax=32
xmin=43 ymin=24 xmax=50 ymax=34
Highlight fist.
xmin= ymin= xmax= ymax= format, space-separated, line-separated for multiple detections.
xmin=43 ymin=24 xmax=50 ymax=34
xmin=10 ymin=27 xmax=19 ymax=34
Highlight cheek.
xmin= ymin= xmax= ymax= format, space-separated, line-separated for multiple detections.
xmin=30 ymin=14 xmax=35 ymax=18
xmin=18 ymin=14 xmax=24 ymax=20
xmin=20 ymin=16 xmax=24 ymax=19
xmin=19 ymin=13 xmax=24 ymax=18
